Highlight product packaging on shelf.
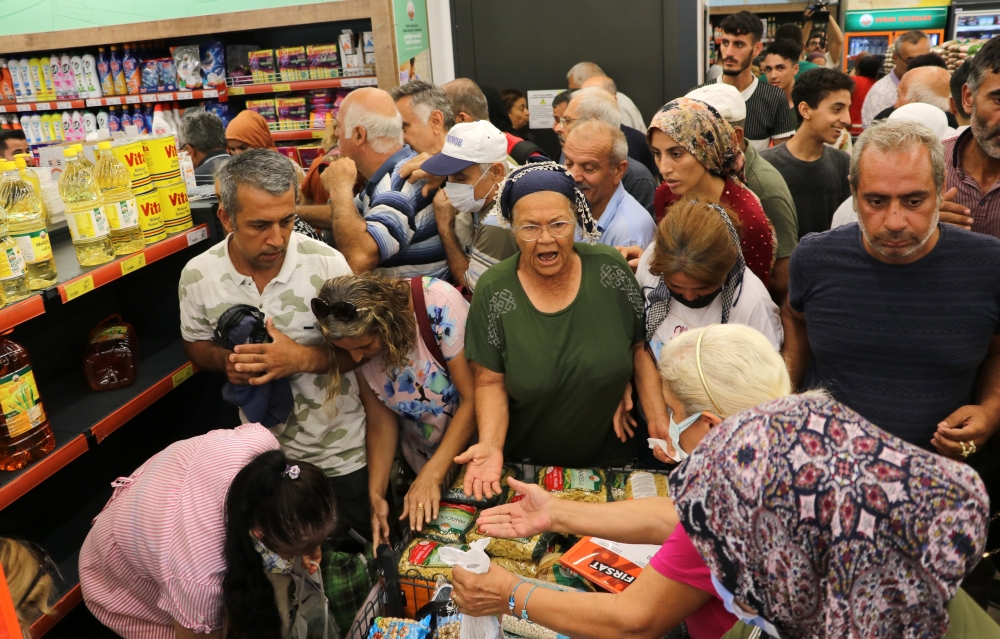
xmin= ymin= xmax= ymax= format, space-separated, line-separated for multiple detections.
xmin=83 ymin=315 xmax=139 ymax=391
xmin=0 ymin=336 xmax=55 ymax=472
xmin=276 ymin=97 xmax=308 ymax=131
xmin=277 ymin=47 xmax=308 ymax=81
xmin=172 ymin=45 xmax=203 ymax=90
xmin=135 ymin=186 xmax=167 ymax=244
xmin=306 ymin=45 xmax=340 ymax=79
xmin=156 ymin=179 xmax=192 ymax=234
xmin=363 ymin=31 xmax=376 ymax=66
xmin=248 ymin=49 xmax=276 ymax=83
xmin=201 ymin=41 xmax=226 ymax=86
xmin=247 ymin=99 xmax=278 ymax=123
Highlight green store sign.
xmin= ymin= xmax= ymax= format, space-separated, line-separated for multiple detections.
xmin=846 ymin=8 xmax=948 ymax=32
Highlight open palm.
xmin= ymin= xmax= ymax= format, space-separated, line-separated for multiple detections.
xmin=475 ymin=478 xmax=553 ymax=539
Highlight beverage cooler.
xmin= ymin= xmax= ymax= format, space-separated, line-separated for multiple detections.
xmin=842 ymin=7 xmax=948 ymax=72
xmin=952 ymin=2 xmax=1000 ymax=40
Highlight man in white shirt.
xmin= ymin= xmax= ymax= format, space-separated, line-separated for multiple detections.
xmin=861 ymin=30 xmax=931 ymax=126
xmin=566 ymin=61 xmax=645 ymax=130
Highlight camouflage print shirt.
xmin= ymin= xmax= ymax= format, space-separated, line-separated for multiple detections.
xmin=178 ymin=233 xmax=367 ymax=476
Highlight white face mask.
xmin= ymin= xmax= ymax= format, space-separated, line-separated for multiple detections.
xmin=666 ymin=411 xmax=702 ymax=462
xmin=445 ymin=169 xmax=493 ymax=213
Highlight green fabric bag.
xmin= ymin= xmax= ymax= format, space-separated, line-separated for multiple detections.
xmin=321 ymin=538 xmax=378 ymax=632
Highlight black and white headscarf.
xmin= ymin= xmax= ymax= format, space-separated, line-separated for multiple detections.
xmin=644 ymin=202 xmax=745 ymax=343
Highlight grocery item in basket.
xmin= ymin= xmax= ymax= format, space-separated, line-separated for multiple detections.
xmin=466 ymin=499 xmax=555 ymax=561
xmin=493 ymin=556 xmax=538 ymax=579
xmin=201 ymin=41 xmax=226 ymax=86
xmin=536 ymin=551 xmax=594 ymax=591
xmin=558 ymin=536 xmax=659 ymax=593
xmin=398 ymin=539 xmax=467 ymax=581
xmin=442 ymin=465 xmax=517 ymax=508
xmin=435 ymin=614 xmax=462 ymax=639
xmin=624 ymin=471 xmax=668 ymax=500
xmin=608 ymin=472 xmax=627 ymax=501
xmin=366 ymin=616 xmax=431 ymax=639
xmin=537 ymin=467 xmax=607 ymax=502
xmin=502 ymin=615 xmax=560 ymax=639
xmin=419 ymin=502 xmax=477 ymax=544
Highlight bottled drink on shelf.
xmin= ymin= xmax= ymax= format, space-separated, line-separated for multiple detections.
xmin=0 ymin=201 xmax=29 ymax=304
xmin=96 ymin=47 xmax=115 ymax=97
xmin=58 ymin=147 xmax=115 ymax=267
xmin=0 ymin=336 xmax=55 ymax=472
xmin=2 ymin=160 xmax=55 ymax=290
xmin=95 ymin=141 xmax=144 ymax=256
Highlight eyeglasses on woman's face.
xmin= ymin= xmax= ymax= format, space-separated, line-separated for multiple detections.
xmin=513 ymin=220 xmax=576 ymax=242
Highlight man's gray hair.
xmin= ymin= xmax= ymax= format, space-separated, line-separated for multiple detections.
xmin=904 ymin=84 xmax=950 ymax=111
xmin=894 ymin=30 xmax=928 ymax=57
xmin=850 ymin=120 xmax=944 ymax=203
xmin=217 ymin=149 xmax=298 ymax=226
xmin=566 ymin=61 xmax=604 ymax=87
xmin=570 ymin=87 xmax=622 ymax=129
xmin=178 ymin=110 xmax=227 ymax=153
xmin=341 ymin=99 xmax=404 ymax=154
xmin=445 ymin=79 xmax=489 ymax=120
xmin=389 ymin=80 xmax=455 ymax=129
xmin=568 ymin=119 xmax=628 ymax=165
xmin=587 ymin=76 xmax=617 ymax=95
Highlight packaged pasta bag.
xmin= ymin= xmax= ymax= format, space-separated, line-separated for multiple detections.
xmin=608 ymin=472 xmax=628 ymax=502
xmin=624 ymin=471 xmax=669 ymax=500
xmin=466 ymin=497 xmax=555 ymax=561
xmin=397 ymin=539 xmax=468 ymax=581
xmin=441 ymin=465 xmax=518 ymax=508
xmin=493 ymin=556 xmax=539 ymax=579
xmin=418 ymin=502 xmax=478 ymax=544
xmin=537 ymin=467 xmax=608 ymax=503
xmin=536 ymin=550 xmax=596 ymax=592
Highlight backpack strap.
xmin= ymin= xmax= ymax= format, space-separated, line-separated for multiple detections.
xmin=509 ymin=140 xmax=548 ymax=166
xmin=410 ymin=277 xmax=448 ymax=370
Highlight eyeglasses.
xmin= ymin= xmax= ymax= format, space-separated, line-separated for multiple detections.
xmin=557 ymin=116 xmax=578 ymax=128
xmin=311 ymin=298 xmax=370 ymax=321
xmin=513 ymin=220 xmax=575 ymax=242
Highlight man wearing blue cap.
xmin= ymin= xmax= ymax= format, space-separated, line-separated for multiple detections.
xmin=421 ymin=120 xmax=517 ymax=291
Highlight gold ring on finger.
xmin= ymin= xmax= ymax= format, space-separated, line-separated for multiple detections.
xmin=960 ymin=441 xmax=971 ymax=458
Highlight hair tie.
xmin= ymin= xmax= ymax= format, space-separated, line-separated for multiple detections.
xmin=695 ymin=325 xmax=724 ymax=416
xmin=281 ymin=465 xmax=300 ymax=479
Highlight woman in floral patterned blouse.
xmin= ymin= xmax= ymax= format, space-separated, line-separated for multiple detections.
xmin=313 ymin=273 xmax=474 ymax=546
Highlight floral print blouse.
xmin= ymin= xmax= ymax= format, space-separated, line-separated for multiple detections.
xmin=360 ymin=278 xmax=469 ymax=472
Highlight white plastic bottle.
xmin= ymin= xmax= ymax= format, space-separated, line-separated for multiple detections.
xmin=18 ymin=116 xmax=32 ymax=143
xmin=96 ymin=110 xmax=109 ymax=133
xmin=71 ymin=111 xmax=85 ymax=141
xmin=9 ymin=60 xmax=25 ymax=102
xmin=18 ymin=60 xmax=33 ymax=101
xmin=151 ymin=104 xmax=171 ymax=135
xmin=60 ymin=112 xmax=72 ymax=141
xmin=70 ymin=56 xmax=87 ymax=99
xmin=59 ymin=55 xmax=76 ymax=99
xmin=48 ymin=55 xmax=63 ymax=98
xmin=29 ymin=115 xmax=42 ymax=144
xmin=47 ymin=115 xmax=60 ymax=142
xmin=82 ymin=112 xmax=97 ymax=137
xmin=81 ymin=53 xmax=102 ymax=99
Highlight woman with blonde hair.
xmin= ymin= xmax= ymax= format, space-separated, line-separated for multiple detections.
xmin=312 ymin=273 xmax=475 ymax=545
xmin=1 ymin=538 xmax=53 ymax=638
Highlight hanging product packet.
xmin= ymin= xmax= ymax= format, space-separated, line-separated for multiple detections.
xmin=439 ymin=539 xmax=502 ymax=639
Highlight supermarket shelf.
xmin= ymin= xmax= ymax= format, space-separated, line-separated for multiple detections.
xmin=0 ymin=339 xmax=197 ymax=512
xmin=0 ymin=87 xmax=225 ymax=113
xmin=271 ymin=129 xmax=328 ymax=141
xmin=0 ymin=294 xmax=46 ymax=333
xmin=31 ymin=584 xmax=81 ymax=638
xmin=54 ymin=224 xmax=209 ymax=304
xmin=227 ymin=76 xmax=378 ymax=96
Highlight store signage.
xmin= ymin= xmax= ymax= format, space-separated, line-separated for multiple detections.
xmin=393 ymin=0 xmax=430 ymax=84
xmin=846 ymin=8 xmax=947 ymax=31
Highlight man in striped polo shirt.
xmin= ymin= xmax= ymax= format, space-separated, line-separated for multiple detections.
xmin=324 ymin=87 xmax=449 ymax=279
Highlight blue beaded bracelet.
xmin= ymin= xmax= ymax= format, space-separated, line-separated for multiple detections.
xmin=520 ymin=585 xmax=540 ymax=621
xmin=508 ymin=580 xmax=526 ymax=615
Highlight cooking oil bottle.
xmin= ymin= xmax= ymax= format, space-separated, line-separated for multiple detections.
xmin=0 ymin=161 xmax=56 ymax=290
xmin=12 ymin=155 xmax=50 ymax=225
xmin=0 ymin=202 xmax=29 ymax=304
xmin=58 ymin=147 xmax=115 ymax=266
xmin=95 ymin=141 xmax=144 ymax=255
xmin=0 ymin=335 xmax=54 ymax=471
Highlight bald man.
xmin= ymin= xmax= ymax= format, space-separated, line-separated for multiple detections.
xmin=319 ymin=87 xmax=447 ymax=277
xmin=873 ymin=66 xmax=959 ymax=128
xmin=577 ymin=78 xmax=658 ymax=179
xmin=566 ymin=61 xmax=645 ymax=129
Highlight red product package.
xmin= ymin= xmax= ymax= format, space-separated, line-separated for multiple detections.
xmin=558 ymin=536 xmax=660 ymax=593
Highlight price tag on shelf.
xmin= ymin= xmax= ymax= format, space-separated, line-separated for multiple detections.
xmin=57 ymin=101 xmax=73 ymax=109
xmin=228 ymin=86 xmax=245 ymax=96
xmin=120 ymin=253 xmax=146 ymax=275
xmin=141 ymin=94 xmax=157 ymax=103
xmin=157 ymin=93 xmax=173 ymax=102
xmin=85 ymin=98 xmax=99 ymax=107
xmin=16 ymin=104 xmax=32 ymax=112
xmin=105 ymin=97 xmax=122 ymax=105
xmin=361 ymin=77 xmax=378 ymax=86
xmin=64 ymin=275 xmax=95 ymax=301
xmin=311 ymin=130 xmax=325 ymax=139
xmin=0 ymin=106 xmax=6 ymax=113
xmin=272 ymin=83 xmax=292 ymax=92
xmin=186 ymin=227 xmax=209 ymax=246
xmin=342 ymin=78 xmax=359 ymax=88
xmin=36 ymin=103 xmax=51 ymax=110
xmin=176 ymin=91 xmax=193 ymax=100
xmin=203 ymin=89 xmax=219 ymax=98
xmin=125 ymin=95 xmax=140 ymax=104
xmin=172 ymin=363 xmax=194 ymax=387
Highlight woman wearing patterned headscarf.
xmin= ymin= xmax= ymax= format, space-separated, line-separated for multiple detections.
xmin=648 ymin=98 xmax=774 ymax=288
xmin=456 ymin=162 xmax=663 ymax=499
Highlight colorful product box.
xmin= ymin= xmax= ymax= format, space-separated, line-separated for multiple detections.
xmin=276 ymin=47 xmax=308 ymax=81
xmin=276 ymin=96 xmax=307 ymax=131
xmin=306 ymin=45 xmax=340 ymax=79
xmin=248 ymin=49 xmax=275 ymax=83
xmin=246 ymin=98 xmax=277 ymax=123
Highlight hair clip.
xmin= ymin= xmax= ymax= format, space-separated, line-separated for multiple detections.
xmin=282 ymin=464 xmax=300 ymax=479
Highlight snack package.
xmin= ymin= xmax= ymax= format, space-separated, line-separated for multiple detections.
xmin=442 ymin=465 xmax=518 ymax=508
xmin=157 ymin=58 xmax=178 ymax=91
xmin=466 ymin=498 xmax=555 ymax=561
xmin=502 ymin=615 xmax=559 ymax=639
xmin=608 ymin=472 xmax=628 ymax=502
xmin=201 ymin=41 xmax=226 ymax=86
xmin=248 ymin=49 xmax=275 ymax=83
xmin=537 ymin=467 xmax=608 ymax=503
xmin=307 ymin=44 xmax=340 ymax=79
xmin=172 ymin=45 xmax=202 ymax=90
xmin=493 ymin=556 xmax=538 ymax=579
xmin=276 ymin=96 xmax=307 ymax=131
xmin=246 ymin=99 xmax=277 ymax=123
xmin=419 ymin=502 xmax=477 ymax=544
xmin=398 ymin=539 xmax=467 ymax=581
xmin=140 ymin=59 xmax=160 ymax=93
xmin=366 ymin=616 xmax=430 ymax=639
xmin=536 ymin=551 xmax=595 ymax=591
xmin=624 ymin=471 xmax=669 ymax=500
xmin=277 ymin=46 xmax=308 ymax=81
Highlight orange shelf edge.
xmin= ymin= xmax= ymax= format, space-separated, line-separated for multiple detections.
xmin=29 ymin=584 xmax=81 ymax=638
xmin=0 ymin=295 xmax=45 ymax=333
xmin=0 ymin=435 xmax=89 ymax=512
xmin=0 ymin=85 xmax=227 ymax=113
xmin=57 ymin=224 xmax=209 ymax=304
xmin=90 ymin=361 xmax=198 ymax=443
xmin=271 ymin=129 xmax=326 ymax=141
xmin=228 ymin=75 xmax=377 ymax=95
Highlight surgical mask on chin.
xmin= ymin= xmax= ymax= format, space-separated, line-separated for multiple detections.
xmin=710 ymin=574 xmax=781 ymax=638
xmin=252 ymin=534 xmax=294 ymax=575
xmin=667 ymin=411 xmax=701 ymax=462
xmin=445 ymin=171 xmax=492 ymax=213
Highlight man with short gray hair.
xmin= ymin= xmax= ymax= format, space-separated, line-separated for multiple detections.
xmin=179 ymin=149 xmax=371 ymax=537
xmin=178 ymin=110 xmax=229 ymax=185
xmin=783 ymin=120 xmax=1000 ymax=473
xmin=564 ymin=84 xmax=658 ymax=179
xmin=566 ymin=61 xmax=645 ymax=130
xmin=861 ymin=30 xmax=930 ymax=126
xmin=390 ymin=80 xmax=454 ymax=155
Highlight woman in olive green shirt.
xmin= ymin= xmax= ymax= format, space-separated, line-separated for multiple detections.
xmin=455 ymin=162 xmax=670 ymax=500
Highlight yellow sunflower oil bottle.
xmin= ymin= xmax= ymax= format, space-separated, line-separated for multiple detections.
xmin=95 ymin=141 xmax=144 ymax=255
xmin=12 ymin=155 xmax=50 ymax=224
xmin=1 ymin=161 xmax=56 ymax=290
xmin=57 ymin=147 xmax=115 ymax=266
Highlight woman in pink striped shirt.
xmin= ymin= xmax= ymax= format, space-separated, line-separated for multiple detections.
xmin=79 ymin=423 xmax=340 ymax=639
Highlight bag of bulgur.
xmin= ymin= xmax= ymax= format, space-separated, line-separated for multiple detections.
xmin=537 ymin=467 xmax=608 ymax=502
xmin=624 ymin=471 xmax=669 ymax=499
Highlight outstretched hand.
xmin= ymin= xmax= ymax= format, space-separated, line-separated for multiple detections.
xmin=454 ymin=443 xmax=504 ymax=500
xmin=475 ymin=478 xmax=554 ymax=539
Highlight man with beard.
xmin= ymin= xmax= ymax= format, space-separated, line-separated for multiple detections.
xmin=712 ymin=10 xmax=797 ymax=150
xmin=179 ymin=149 xmax=372 ymax=537
xmin=943 ymin=36 xmax=1000 ymax=238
